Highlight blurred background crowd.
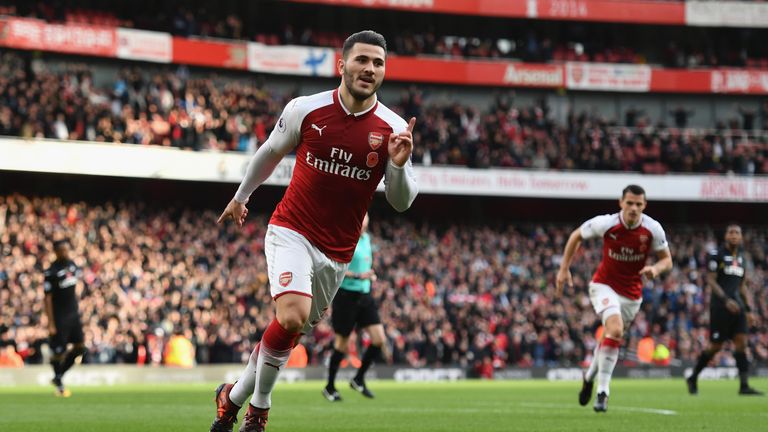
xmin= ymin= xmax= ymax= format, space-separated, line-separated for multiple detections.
xmin=2 ymin=194 xmax=766 ymax=372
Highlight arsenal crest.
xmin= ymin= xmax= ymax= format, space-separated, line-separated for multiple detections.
xmin=279 ymin=271 xmax=293 ymax=287
xmin=368 ymin=132 xmax=383 ymax=150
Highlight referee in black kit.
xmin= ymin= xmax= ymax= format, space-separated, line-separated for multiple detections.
xmin=323 ymin=213 xmax=387 ymax=402
xmin=687 ymin=224 xmax=763 ymax=396
xmin=44 ymin=239 xmax=86 ymax=397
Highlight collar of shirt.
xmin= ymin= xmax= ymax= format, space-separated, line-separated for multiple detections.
xmin=619 ymin=212 xmax=643 ymax=230
xmin=334 ymin=88 xmax=378 ymax=119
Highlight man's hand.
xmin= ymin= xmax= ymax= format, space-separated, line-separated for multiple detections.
xmin=639 ymin=265 xmax=659 ymax=279
xmin=725 ymin=299 xmax=741 ymax=314
xmin=217 ymin=198 xmax=249 ymax=227
xmin=555 ymin=268 xmax=572 ymax=297
xmin=362 ymin=270 xmax=377 ymax=282
xmin=746 ymin=312 xmax=758 ymax=327
xmin=388 ymin=117 xmax=416 ymax=167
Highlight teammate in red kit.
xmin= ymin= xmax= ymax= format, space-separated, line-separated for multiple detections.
xmin=556 ymin=184 xmax=672 ymax=413
xmin=210 ymin=30 xmax=418 ymax=432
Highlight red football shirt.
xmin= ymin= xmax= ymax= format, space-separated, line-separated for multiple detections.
xmin=580 ymin=213 xmax=669 ymax=300
xmin=265 ymin=89 xmax=408 ymax=263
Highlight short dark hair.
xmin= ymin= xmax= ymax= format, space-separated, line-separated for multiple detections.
xmin=53 ymin=239 xmax=69 ymax=250
xmin=342 ymin=30 xmax=387 ymax=59
xmin=622 ymin=184 xmax=646 ymax=198
xmin=725 ymin=222 xmax=742 ymax=231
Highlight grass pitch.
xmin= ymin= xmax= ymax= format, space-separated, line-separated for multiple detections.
xmin=0 ymin=379 xmax=765 ymax=431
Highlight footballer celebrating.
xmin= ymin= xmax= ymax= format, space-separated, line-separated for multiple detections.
xmin=211 ymin=30 xmax=418 ymax=432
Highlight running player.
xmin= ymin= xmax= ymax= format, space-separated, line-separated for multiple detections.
xmin=556 ymin=184 xmax=672 ymax=413
xmin=210 ymin=30 xmax=418 ymax=432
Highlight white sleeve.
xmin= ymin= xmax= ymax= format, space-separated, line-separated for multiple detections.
xmin=649 ymin=221 xmax=669 ymax=252
xmin=579 ymin=214 xmax=614 ymax=240
xmin=384 ymin=158 xmax=418 ymax=212
xmin=233 ymin=98 xmax=304 ymax=203
xmin=263 ymin=97 xmax=304 ymax=156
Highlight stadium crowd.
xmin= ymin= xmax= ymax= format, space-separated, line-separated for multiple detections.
xmin=3 ymin=0 xmax=768 ymax=67
xmin=1 ymin=51 xmax=767 ymax=175
xmin=1 ymin=194 xmax=767 ymax=371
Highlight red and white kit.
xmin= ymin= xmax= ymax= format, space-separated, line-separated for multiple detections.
xmin=235 ymin=88 xmax=417 ymax=332
xmin=580 ymin=212 xmax=668 ymax=323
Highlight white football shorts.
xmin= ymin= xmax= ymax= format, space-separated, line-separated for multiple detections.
xmin=588 ymin=282 xmax=642 ymax=330
xmin=264 ymin=224 xmax=349 ymax=333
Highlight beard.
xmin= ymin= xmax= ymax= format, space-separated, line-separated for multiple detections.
xmin=343 ymin=67 xmax=381 ymax=101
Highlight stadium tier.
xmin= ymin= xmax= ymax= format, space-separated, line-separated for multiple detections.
xmin=0 ymin=51 xmax=766 ymax=174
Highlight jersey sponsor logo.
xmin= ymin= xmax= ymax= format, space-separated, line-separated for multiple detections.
xmin=723 ymin=265 xmax=745 ymax=277
xmin=310 ymin=123 xmax=327 ymax=136
xmin=305 ymin=149 xmax=372 ymax=181
xmin=60 ymin=276 xmax=78 ymax=288
xmin=366 ymin=151 xmax=379 ymax=168
xmin=277 ymin=117 xmax=286 ymax=133
xmin=368 ymin=131 xmax=383 ymax=150
xmin=608 ymin=247 xmax=645 ymax=262
xmin=279 ymin=271 xmax=293 ymax=287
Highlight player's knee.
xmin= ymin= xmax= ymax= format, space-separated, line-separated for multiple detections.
xmin=333 ymin=339 xmax=349 ymax=354
xmin=277 ymin=314 xmax=306 ymax=333
xmin=368 ymin=330 xmax=385 ymax=346
xmin=334 ymin=338 xmax=350 ymax=353
xmin=604 ymin=323 xmax=623 ymax=340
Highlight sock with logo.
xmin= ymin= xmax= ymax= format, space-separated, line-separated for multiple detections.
xmin=596 ymin=337 xmax=621 ymax=396
xmin=250 ymin=319 xmax=300 ymax=409
xmin=229 ymin=342 xmax=260 ymax=406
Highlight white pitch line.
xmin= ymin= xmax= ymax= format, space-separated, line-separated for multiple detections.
xmin=519 ymin=402 xmax=677 ymax=416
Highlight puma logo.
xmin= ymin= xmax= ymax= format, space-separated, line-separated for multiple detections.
xmin=311 ymin=124 xmax=327 ymax=136
xmin=264 ymin=362 xmax=281 ymax=370
xmin=608 ymin=233 xmax=617 ymax=240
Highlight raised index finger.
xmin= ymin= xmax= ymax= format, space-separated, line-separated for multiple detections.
xmin=407 ymin=117 xmax=416 ymax=132
xmin=216 ymin=210 xmax=228 ymax=224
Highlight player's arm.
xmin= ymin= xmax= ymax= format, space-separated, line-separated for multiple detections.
xmin=43 ymin=272 xmax=56 ymax=335
xmin=555 ymin=228 xmax=582 ymax=296
xmin=707 ymin=270 xmax=741 ymax=314
xmin=639 ymin=248 xmax=672 ymax=279
xmin=385 ymin=117 xmax=418 ymax=212
xmin=218 ymin=99 xmax=302 ymax=226
xmin=738 ymin=272 xmax=755 ymax=324
xmin=705 ymin=251 xmax=741 ymax=314
xmin=639 ymin=221 xmax=673 ymax=279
